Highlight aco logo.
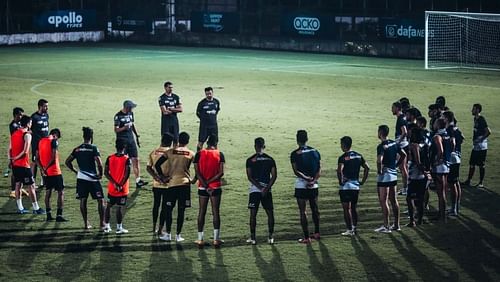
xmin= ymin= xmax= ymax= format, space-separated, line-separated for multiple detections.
xmin=293 ymin=17 xmax=320 ymax=32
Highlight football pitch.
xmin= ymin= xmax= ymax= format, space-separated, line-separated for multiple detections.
xmin=0 ymin=43 xmax=499 ymax=281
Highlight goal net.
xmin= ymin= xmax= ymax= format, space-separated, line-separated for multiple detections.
xmin=425 ymin=11 xmax=500 ymax=70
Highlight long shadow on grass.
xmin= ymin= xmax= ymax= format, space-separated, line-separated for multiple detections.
xmin=306 ymin=241 xmax=342 ymax=281
xmin=459 ymin=186 xmax=500 ymax=229
xmin=98 ymin=235 xmax=123 ymax=281
xmin=351 ymin=236 xmax=408 ymax=281
xmin=414 ymin=214 xmax=500 ymax=281
xmin=198 ymin=249 xmax=229 ymax=281
xmin=252 ymin=246 xmax=289 ymax=282
xmin=143 ymin=239 xmax=196 ymax=280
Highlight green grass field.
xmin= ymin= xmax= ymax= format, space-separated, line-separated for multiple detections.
xmin=1 ymin=43 xmax=499 ymax=281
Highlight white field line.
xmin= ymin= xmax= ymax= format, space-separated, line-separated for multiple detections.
xmin=30 ymin=81 xmax=50 ymax=96
xmin=1 ymin=75 xmax=136 ymax=91
xmin=0 ymin=53 xmax=202 ymax=67
xmin=255 ymin=68 xmax=500 ymax=91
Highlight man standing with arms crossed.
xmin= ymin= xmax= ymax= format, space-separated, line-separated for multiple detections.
xmin=196 ymin=87 xmax=220 ymax=151
xmin=159 ymin=81 xmax=183 ymax=144
xmin=291 ymin=130 xmax=321 ymax=244
xmin=114 ymin=100 xmax=148 ymax=188
xmin=31 ymin=99 xmax=49 ymax=188
xmin=245 ymin=137 xmax=277 ymax=245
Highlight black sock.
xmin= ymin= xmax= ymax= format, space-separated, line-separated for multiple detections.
xmin=57 ymin=208 xmax=63 ymax=216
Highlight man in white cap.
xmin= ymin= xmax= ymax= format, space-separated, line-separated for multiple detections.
xmin=114 ymin=100 xmax=148 ymax=188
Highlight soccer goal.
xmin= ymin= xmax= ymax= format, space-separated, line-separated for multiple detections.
xmin=425 ymin=11 xmax=500 ymax=70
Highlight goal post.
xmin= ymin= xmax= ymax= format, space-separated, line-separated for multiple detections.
xmin=425 ymin=11 xmax=500 ymax=71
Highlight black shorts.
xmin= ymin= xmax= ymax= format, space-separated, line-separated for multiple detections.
xmin=43 ymin=175 xmax=64 ymax=191
xmin=76 ymin=179 xmax=104 ymax=200
xmin=12 ymin=166 xmax=34 ymax=185
xmin=198 ymin=125 xmax=218 ymax=143
xmin=198 ymin=188 xmax=222 ymax=197
xmin=377 ymin=181 xmax=397 ymax=188
xmin=339 ymin=190 xmax=359 ymax=204
xmin=165 ymin=185 xmax=191 ymax=208
xmin=117 ymin=138 xmax=138 ymax=158
xmin=248 ymin=192 xmax=274 ymax=210
xmin=294 ymin=188 xmax=318 ymax=199
xmin=407 ymin=179 xmax=427 ymax=199
xmin=108 ymin=195 xmax=128 ymax=206
xmin=448 ymin=164 xmax=460 ymax=184
xmin=469 ymin=150 xmax=487 ymax=167
xmin=161 ymin=120 xmax=179 ymax=143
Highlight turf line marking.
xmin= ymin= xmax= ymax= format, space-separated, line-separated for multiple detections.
xmin=30 ymin=81 xmax=50 ymax=96
xmin=0 ymin=53 xmax=200 ymax=67
xmin=257 ymin=68 xmax=500 ymax=90
xmin=1 ymin=75 xmax=135 ymax=91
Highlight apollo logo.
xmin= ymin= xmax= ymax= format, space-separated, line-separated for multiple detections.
xmin=293 ymin=17 xmax=320 ymax=32
xmin=48 ymin=12 xmax=83 ymax=28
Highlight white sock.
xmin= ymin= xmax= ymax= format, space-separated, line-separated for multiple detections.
xmin=16 ymin=199 xmax=23 ymax=210
xmin=32 ymin=202 xmax=40 ymax=210
xmin=136 ymin=177 xmax=141 ymax=183
xmin=214 ymin=229 xmax=220 ymax=240
xmin=105 ymin=223 xmax=110 ymax=228
xmin=198 ymin=231 xmax=204 ymax=241
xmin=117 ymin=223 xmax=123 ymax=230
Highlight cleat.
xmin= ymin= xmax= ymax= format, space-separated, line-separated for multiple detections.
xmin=194 ymin=240 xmax=205 ymax=249
xmin=46 ymin=214 xmax=54 ymax=221
xmin=136 ymin=180 xmax=148 ymax=189
xmin=159 ymin=233 xmax=172 ymax=242
xmin=103 ymin=226 xmax=112 ymax=233
xmin=298 ymin=238 xmax=312 ymax=244
xmin=311 ymin=232 xmax=321 ymax=240
xmin=341 ymin=230 xmax=355 ymax=236
xmin=213 ymin=239 xmax=223 ymax=248
xmin=246 ymin=238 xmax=257 ymax=245
xmin=33 ymin=208 xmax=46 ymax=215
xmin=476 ymin=183 xmax=484 ymax=189
xmin=175 ymin=235 xmax=185 ymax=243
xmin=268 ymin=238 xmax=274 ymax=245
xmin=56 ymin=216 xmax=68 ymax=222
xmin=374 ymin=225 xmax=392 ymax=233
xmin=17 ymin=208 xmax=30 ymax=214
xmin=116 ymin=227 xmax=129 ymax=234
xmin=390 ymin=224 xmax=401 ymax=231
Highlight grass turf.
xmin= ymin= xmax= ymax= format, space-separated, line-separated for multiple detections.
xmin=0 ymin=43 xmax=499 ymax=281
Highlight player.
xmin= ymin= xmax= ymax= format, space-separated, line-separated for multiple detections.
xmin=37 ymin=128 xmax=67 ymax=222
xmin=406 ymin=127 xmax=430 ymax=227
xmin=193 ymin=134 xmax=225 ymax=248
xmin=103 ymin=139 xmax=131 ymax=234
xmin=7 ymin=107 xmax=29 ymax=198
xmin=155 ymin=132 xmax=195 ymax=243
xmin=146 ymin=133 xmax=173 ymax=235
xmin=443 ymin=111 xmax=464 ymax=216
xmin=375 ymin=125 xmax=406 ymax=233
xmin=196 ymin=87 xmax=220 ymax=151
xmin=416 ymin=116 xmax=433 ymax=211
xmin=392 ymin=101 xmax=409 ymax=196
xmin=114 ymin=100 xmax=148 ymax=188
xmin=245 ymin=137 xmax=277 ymax=245
xmin=291 ymin=130 xmax=321 ymax=244
xmin=31 ymin=99 xmax=49 ymax=188
xmin=65 ymin=127 xmax=105 ymax=230
xmin=9 ymin=115 xmax=45 ymax=214
xmin=430 ymin=118 xmax=452 ymax=221
xmin=159 ymin=81 xmax=183 ymax=144
xmin=462 ymin=104 xmax=491 ymax=188
xmin=337 ymin=136 xmax=369 ymax=236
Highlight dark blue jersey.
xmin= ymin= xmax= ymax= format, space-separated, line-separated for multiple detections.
xmin=114 ymin=110 xmax=134 ymax=140
xmin=395 ymin=114 xmax=407 ymax=139
xmin=338 ymin=151 xmax=365 ymax=181
xmin=246 ymin=153 xmax=276 ymax=185
xmin=377 ymin=140 xmax=400 ymax=170
xmin=430 ymin=129 xmax=452 ymax=165
xmin=473 ymin=116 xmax=488 ymax=141
xmin=9 ymin=120 xmax=20 ymax=135
xmin=71 ymin=143 xmax=101 ymax=176
xmin=196 ymin=98 xmax=220 ymax=126
xmin=30 ymin=111 xmax=49 ymax=140
xmin=290 ymin=146 xmax=321 ymax=178
xmin=159 ymin=93 xmax=181 ymax=122
xmin=447 ymin=125 xmax=464 ymax=154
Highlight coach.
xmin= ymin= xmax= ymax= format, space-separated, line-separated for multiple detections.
xmin=196 ymin=87 xmax=220 ymax=151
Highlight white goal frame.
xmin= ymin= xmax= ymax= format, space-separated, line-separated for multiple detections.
xmin=425 ymin=11 xmax=500 ymax=71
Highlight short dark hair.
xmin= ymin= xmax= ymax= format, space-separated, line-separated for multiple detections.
xmin=20 ymin=115 xmax=31 ymax=127
xmin=254 ymin=137 xmax=265 ymax=149
xmin=392 ymin=101 xmax=402 ymax=110
xmin=435 ymin=118 xmax=446 ymax=129
xmin=161 ymin=133 xmax=174 ymax=147
xmin=473 ymin=103 xmax=482 ymax=113
xmin=416 ymin=116 xmax=427 ymax=128
xmin=442 ymin=111 xmax=455 ymax=123
xmin=407 ymin=107 xmax=420 ymax=118
xmin=204 ymin=86 xmax=213 ymax=92
xmin=164 ymin=81 xmax=173 ymax=87
xmin=340 ymin=136 xmax=352 ymax=150
xmin=399 ymin=97 xmax=410 ymax=111
xmin=428 ymin=104 xmax=438 ymax=111
xmin=207 ymin=134 xmax=218 ymax=146
xmin=179 ymin=132 xmax=190 ymax=145
xmin=50 ymin=128 xmax=61 ymax=138
xmin=12 ymin=107 xmax=24 ymax=117
xmin=38 ymin=99 xmax=48 ymax=107
xmin=82 ymin=127 xmax=93 ymax=141
xmin=116 ymin=139 xmax=127 ymax=151
xmin=296 ymin=130 xmax=308 ymax=144
xmin=378 ymin=125 xmax=389 ymax=137
xmin=435 ymin=96 xmax=446 ymax=107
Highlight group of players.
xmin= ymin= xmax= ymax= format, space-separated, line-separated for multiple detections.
xmin=6 ymin=83 xmax=491 ymax=246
